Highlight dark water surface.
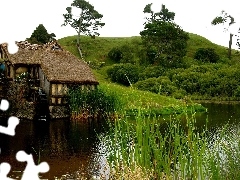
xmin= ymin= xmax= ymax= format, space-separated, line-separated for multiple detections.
xmin=1 ymin=103 xmax=240 ymax=179
xmin=0 ymin=118 xmax=108 ymax=179
xmin=195 ymin=103 xmax=240 ymax=130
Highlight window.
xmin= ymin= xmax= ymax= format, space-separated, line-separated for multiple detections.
xmin=52 ymin=84 xmax=56 ymax=95
xmin=51 ymin=98 xmax=56 ymax=104
xmin=57 ymin=84 xmax=63 ymax=95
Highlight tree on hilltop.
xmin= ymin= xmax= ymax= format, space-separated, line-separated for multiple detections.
xmin=211 ymin=11 xmax=236 ymax=59
xmin=27 ymin=24 xmax=56 ymax=44
xmin=140 ymin=3 xmax=189 ymax=67
xmin=62 ymin=0 xmax=105 ymax=59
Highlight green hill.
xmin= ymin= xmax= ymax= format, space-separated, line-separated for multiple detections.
xmin=58 ymin=33 xmax=240 ymax=64
xmin=57 ymin=34 xmax=222 ymax=114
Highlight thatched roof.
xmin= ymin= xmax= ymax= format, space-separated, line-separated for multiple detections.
xmin=39 ymin=49 xmax=98 ymax=84
xmin=1 ymin=41 xmax=98 ymax=84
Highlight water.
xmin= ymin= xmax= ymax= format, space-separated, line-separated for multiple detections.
xmin=0 ymin=118 xmax=108 ymax=179
xmin=1 ymin=103 xmax=240 ymax=179
xmin=195 ymin=102 xmax=240 ymax=130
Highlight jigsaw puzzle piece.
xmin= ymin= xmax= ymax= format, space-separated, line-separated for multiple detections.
xmin=0 ymin=116 xmax=19 ymax=136
xmin=5 ymin=41 xmax=18 ymax=54
xmin=16 ymin=150 xmax=49 ymax=180
xmin=0 ymin=162 xmax=15 ymax=180
xmin=0 ymin=99 xmax=19 ymax=136
xmin=0 ymin=37 xmax=19 ymax=54
xmin=0 ymin=99 xmax=9 ymax=111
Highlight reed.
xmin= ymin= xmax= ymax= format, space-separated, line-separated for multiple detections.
xmin=101 ymin=109 xmax=240 ymax=179
xmin=67 ymin=84 xmax=123 ymax=120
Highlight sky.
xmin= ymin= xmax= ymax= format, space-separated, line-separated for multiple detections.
xmin=1 ymin=0 xmax=240 ymax=52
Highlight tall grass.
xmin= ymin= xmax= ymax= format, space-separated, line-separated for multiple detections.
xmin=100 ymin=109 xmax=240 ymax=179
xmin=67 ymin=84 xmax=123 ymax=120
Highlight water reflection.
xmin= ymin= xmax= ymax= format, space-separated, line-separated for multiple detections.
xmin=1 ymin=103 xmax=240 ymax=179
xmin=0 ymin=117 xmax=107 ymax=179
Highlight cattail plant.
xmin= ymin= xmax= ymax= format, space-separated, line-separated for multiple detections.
xmin=100 ymin=108 xmax=240 ymax=179
xmin=67 ymin=84 xmax=123 ymax=120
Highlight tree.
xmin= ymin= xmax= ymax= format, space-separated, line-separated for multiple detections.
xmin=211 ymin=11 xmax=235 ymax=59
xmin=143 ymin=4 xmax=175 ymax=23
xmin=140 ymin=4 xmax=189 ymax=67
xmin=27 ymin=24 xmax=56 ymax=44
xmin=62 ymin=0 xmax=105 ymax=59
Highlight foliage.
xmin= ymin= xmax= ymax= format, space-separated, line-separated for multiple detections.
xmin=102 ymin=109 xmax=240 ymax=179
xmin=134 ymin=63 xmax=240 ymax=99
xmin=134 ymin=76 xmax=178 ymax=96
xmin=140 ymin=4 xmax=189 ymax=67
xmin=67 ymin=84 xmax=122 ymax=118
xmin=107 ymin=44 xmax=135 ymax=64
xmin=62 ymin=0 xmax=105 ymax=58
xmin=62 ymin=0 xmax=105 ymax=37
xmin=194 ymin=48 xmax=220 ymax=63
xmin=0 ymin=75 xmax=6 ymax=87
xmin=211 ymin=11 xmax=235 ymax=26
xmin=27 ymin=24 xmax=56 ymax=44
xmin=106 ymin=63 xmax=140 ymax=86
xmin=211 ymin=10 xmax=235 ymax=59
xmin=95 ymin=82 xmax=203 ymax=116
xmin=108 ymin=47 xmax=122 ymax=62
xmin=169 ymin=64 xmax=240 ymax=97
xmin=143 ymin=3 xmax=175 ymax=23
xmin=234 ymin=86 xmax=240 ymax=97
xmin=138 ymin=66 xmax=165 ymax=80
xmin=118 ymin=44 xmax=135 ymax=63
xmin=58 ymin=34 xmax=240 ymax=64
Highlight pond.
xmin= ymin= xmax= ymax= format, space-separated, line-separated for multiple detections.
xmin=0 ymin=103 xmax=240 ymax=179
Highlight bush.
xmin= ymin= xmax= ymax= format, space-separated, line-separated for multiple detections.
xmin=107 ymin=63 xmax=140 ymax=86
xmin=194 ymin=48 xmax=220 ymax=63
xmin=134 ymin=76 xmax=178 ymax=96
xmin=234 ymin=86 xmax=240 ymax=98
xmin=108 ymin=44 xmax=135 ymax=64
xmin=172 ymin=89 xmax=187 ymax=99
xmin=139 ymin=66 xmax=166 ymax=80
xmin=108 ymin=47 xmax=122 ymax=62
xmin=119 ymin=44 xmax=135 ymax=63
xmin=168 ymin=64 xmax=240 ymax=97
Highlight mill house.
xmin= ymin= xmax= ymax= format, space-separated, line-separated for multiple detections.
xmin=0 ymin=41 xmax=99 ymax=118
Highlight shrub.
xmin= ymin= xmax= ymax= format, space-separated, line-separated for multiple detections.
xmin=172 ymin=89 xmax=187 ymax=99
xmin=108 ymin=47 xmax=122 ymax=62
xmin=168 ymin=64 xmax=240 ymax=97
xmin=194 ymin=48 xmax=220 ymax=63
xmin=119 ymin=44 xmax=135 ymax=64
xmin=134 ymin=76 xmax=178 ymax=96
xmin=234 ymin=86 xmax=240 ymax=98
xmin=107 ymin=63 xmax=140 ymax=86
xmin=139 ymin=66 xmax=166 ymax=80
xmin=108 ymin=44 xmax=135 ymax=64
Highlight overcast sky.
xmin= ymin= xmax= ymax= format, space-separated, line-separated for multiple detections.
xmin=1 ymin=0 xmax=240 ymax=51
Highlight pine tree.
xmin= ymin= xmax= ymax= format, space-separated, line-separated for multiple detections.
xmin=27 ymin=24 xmax=56 ymax=44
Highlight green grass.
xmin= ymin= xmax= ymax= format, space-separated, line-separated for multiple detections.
xmin=186 ymin=33 xmax=240 ymax=62
xmin=58 ymin=35 xmax=142 ymax=64
xmin=58 ymin=34 xmax=208 ymax=115
xmin=99 ymin=110 xmax=240 ymax=179
xmin=94 ymin=81 xmax=205 ymax=116
xmin=58 ymin=33 xmax=240 ymax=64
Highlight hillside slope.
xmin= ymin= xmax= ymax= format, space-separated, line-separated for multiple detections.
xmin=58 ymin=33 xmax=240 ymax=64
xmin=57 ymin=34 xmax=213 ymax=113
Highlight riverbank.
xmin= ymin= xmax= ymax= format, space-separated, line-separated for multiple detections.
xmin=94 ymin=81 xmax=206 ymax=117
xmin=101 ymin=107 xmax=240 ymax=180
xmin=194 ymin=99 xmax=240 ymax=104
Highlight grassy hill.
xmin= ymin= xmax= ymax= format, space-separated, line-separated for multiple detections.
xmin=58 ymin=33 xmax=226 ymax=114
xmin=58 ymin=33 xmax=240 ymax=64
